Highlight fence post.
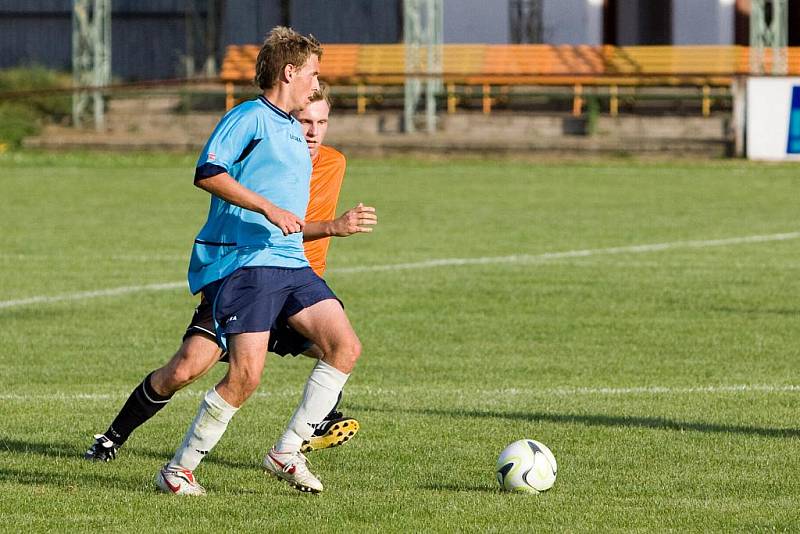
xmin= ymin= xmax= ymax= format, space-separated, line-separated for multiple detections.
xmin=573 ymin=84 xmax=583 ymax=117
xmin=482 ymin=84 xmax=492 ymax=114
xmin=702 ymin=85 xmax=711 ymax=117
xmin=225 ymin=82 xmax=234 ymax=111
xmin=357 ymin=84 xmax=367 ymax=114
xmin=447 ymin=83 xmax=457 ymax=113
xmin=609 ymin=84 xmax=619 ymax=117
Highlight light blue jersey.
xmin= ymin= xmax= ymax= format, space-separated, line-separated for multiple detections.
xmin=188 ymin=96 xmax=312 ymax=294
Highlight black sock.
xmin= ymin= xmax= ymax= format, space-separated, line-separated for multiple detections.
xmin=105 ymin=372 xmax=173 ymax=446
xmin=324 ymin=390 xmax=344 ymax=420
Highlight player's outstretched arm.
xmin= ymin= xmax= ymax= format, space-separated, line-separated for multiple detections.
xmin=303 ymin=203 xmax=377 ymax=242
xmin=196 ymin=172 xmax=305 ymax=236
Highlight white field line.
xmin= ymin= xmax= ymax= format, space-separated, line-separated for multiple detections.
xmin=1 ymin=383 xmax=798 ymax=402
xmin=0 ymin=282 xmax=186 ymax=310
xmin=333 ymin=231 xmax=800 ymax=273
xmin=1 ymin=231 xmax=798 ymax=310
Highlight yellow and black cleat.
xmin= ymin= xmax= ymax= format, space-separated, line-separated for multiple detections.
xmin=300 ymin=417 xmax=360 ymax=453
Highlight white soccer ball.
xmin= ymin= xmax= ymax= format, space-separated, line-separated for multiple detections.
xmin=495 ymin=439 xmax=557 ymax=494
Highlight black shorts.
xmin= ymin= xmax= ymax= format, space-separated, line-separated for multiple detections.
xmin=183 ymin=293 xmax=315 ymax=358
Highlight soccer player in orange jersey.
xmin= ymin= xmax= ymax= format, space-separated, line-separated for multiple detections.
xmin=85 ymin=83 xmax=377 ymax=464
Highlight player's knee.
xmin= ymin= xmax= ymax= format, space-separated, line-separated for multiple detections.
xmin=165 ymin=349 xmax=205 ymax=388
xmin=334 ymin=335 xmax=362 ymax=369
xmin=167 ymin=364 xmax=200 ymax=389
xmin=350 ymin=337 xmax=362 ymax=362
xmin=233 ymin=366 xmax=262 ymax=395
xmin=151 ymin=365 xmax=186 ymax=396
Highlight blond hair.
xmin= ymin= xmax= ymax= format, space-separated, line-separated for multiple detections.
xmin=254 ymin=26 xmax=322 ymax=90
xmin=309 ymin=81 xmax=332 ymax=107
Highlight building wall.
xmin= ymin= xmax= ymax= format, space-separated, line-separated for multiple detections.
xmin=0 ymin=0 xmax=401 ymax=80
xmin=542 ymin=0 xmax=603 ymax=44
xmin=0 ymin=1 xmax=195 ymax=79
xmin=290 ymin=0 xmax=401 ymax=43
xmin=221 ymin=0 xmax=283 ymax=46
xmin=0 ymin=0 xmax=776 ymax=81
xmin=672 ymin=0 xmax=735 ymax=45
xmin=443 ymin=0 xmax=509 ymax=43
xmin=0 ymin=14 xmax=71 ymax=72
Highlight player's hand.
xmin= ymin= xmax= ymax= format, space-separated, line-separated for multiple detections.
xmin=265 ymin=206 xmax=305 ymax=236
xmin=332 ymin=203 xmax=377 ymax=237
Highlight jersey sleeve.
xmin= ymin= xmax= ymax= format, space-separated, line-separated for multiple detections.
xmin=194 ymin=105 xmax=258 ymax=181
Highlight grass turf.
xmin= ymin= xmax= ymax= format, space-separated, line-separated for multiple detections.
xmin=0 ymin=151 xmax=799 ymax=532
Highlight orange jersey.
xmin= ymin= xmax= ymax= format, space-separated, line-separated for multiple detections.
xmin=304 ymin=145 xmax=346 ymax=277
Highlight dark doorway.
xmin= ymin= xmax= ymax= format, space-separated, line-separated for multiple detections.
xmin=613 ymin=0 xmax=671 ymax=45
xmin=603 ymin=0 xmax=618 ymax=44
xmin=637 ymin=0 xmax=671 ymax=44
xmin=789 ymin=0 xmax=800 ymax=46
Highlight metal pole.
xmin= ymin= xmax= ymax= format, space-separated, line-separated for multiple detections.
xmin=750 ymin=0 xmax=788 ymax=74
xmin=72 ymin=0 xmax=111 ymax=130
xmin=404 ymin=0 xmax=420 ymax=133
xmin=93 ymin=0 xmax=111 ymax=131
xmin=404 ymin=0 xmax=442 ymax=134
xmin=425 ymin=0 xmax=442 ymax=133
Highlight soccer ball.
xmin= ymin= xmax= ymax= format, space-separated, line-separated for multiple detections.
xmin=495 ymin=439 xmax=557 ymax=494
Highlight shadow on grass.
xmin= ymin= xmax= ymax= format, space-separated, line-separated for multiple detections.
xmin=355 ymin=406 xmax=800 ymax=439
xmin=0 ymin=437 xmax=260 ymax=471
xmin=0 ymin=465 xmax=148 ymax=493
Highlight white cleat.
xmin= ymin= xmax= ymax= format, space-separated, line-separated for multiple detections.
xmin=155 ymin=464 xmax=206 ymax=496
xmin=263 ymin=449 xmax=323 ymax=493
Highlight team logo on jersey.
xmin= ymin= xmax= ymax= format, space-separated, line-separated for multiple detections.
xmin=208 ymin=152 xmax=217 ymax=161
xmin=289 ymin=133 xmax=303 ymax=143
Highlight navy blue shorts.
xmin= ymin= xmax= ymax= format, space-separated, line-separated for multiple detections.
xmin=183 ymin=295 xmax=313 ymax=357
xmin=202 ymin=266 xmax=338 ymax=350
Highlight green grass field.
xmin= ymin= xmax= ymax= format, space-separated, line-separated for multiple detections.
xmin=1 ymin=151 xmax=799 ymax=532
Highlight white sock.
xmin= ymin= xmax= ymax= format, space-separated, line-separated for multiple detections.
xmin=170 ymin=387 xmax=238 ymax=471
xmin=274 ymin=360 xmax=350 ymax=453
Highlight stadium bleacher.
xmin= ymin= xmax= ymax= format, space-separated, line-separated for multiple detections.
xmin=220 ymin=44 xmax=800 ymax=117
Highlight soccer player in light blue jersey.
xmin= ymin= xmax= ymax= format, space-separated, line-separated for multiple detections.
xmin=155 ymin=27 xmax=363 ymax=496
xmin=83 ymin=86 xmax=372 ymax=464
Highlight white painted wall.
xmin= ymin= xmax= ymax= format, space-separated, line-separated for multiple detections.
xmin=747 ymin=77 xmax=800 ymax=161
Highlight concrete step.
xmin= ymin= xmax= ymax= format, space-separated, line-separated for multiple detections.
xmin=25 ymin=110 xmax=732 ymax=157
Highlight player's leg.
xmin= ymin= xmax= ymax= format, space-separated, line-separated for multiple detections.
xmin=156 ymin=332 xmax=266 ymax=496
xmin=84 ymin=335 xmax=223 ymax=461
xmin=157 ymin=267 xmax=293 ymax=495
xmin=269 ymin=296 xmax=361 ymax=465
xmin=150 ymin=334 xmax=223 ymax=395
xmin=298 ymin=344 xmax=359 ymax=453
xmin=300 ymin=388 xmax=358 ymax=453
xmin=85 ymin=298 xmax=223 ymax=462
xmin=269 ymin=318 xmax=360 ymax=453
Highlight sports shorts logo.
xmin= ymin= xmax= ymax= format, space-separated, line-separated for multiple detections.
xmin=226 ymin=315 xmax=238 ymax=325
